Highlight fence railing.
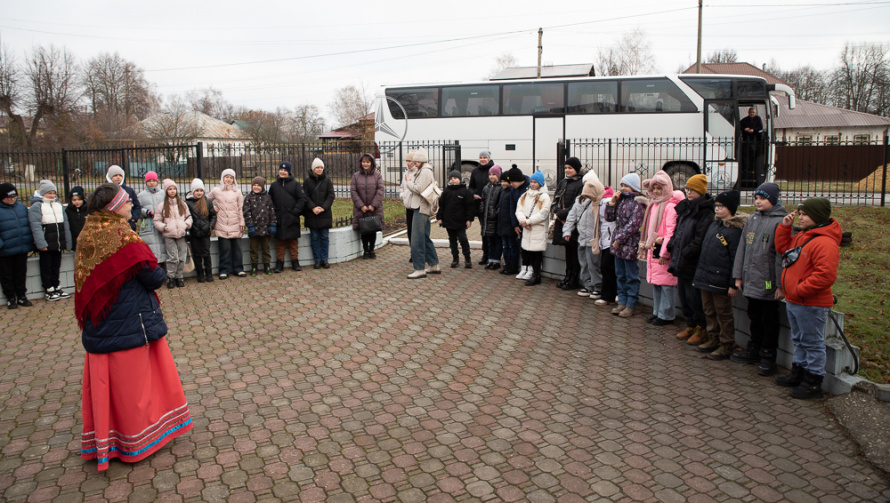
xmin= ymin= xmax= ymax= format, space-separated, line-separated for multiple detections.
xmin=0 ymin=140 xmax=460 ymax=229
xmin=564 ymin=137 xmax=888 ymax=206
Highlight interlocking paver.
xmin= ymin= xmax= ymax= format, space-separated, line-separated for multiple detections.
xmin=2 ymin=242 xmax=890 ymax=502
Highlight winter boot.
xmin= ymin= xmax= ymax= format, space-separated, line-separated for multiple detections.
xmin=451 ymin=254 xmax=460 ymax=268
xmin=175 ymin=278 xmax=185 ymax=288
xmin=264 ymin=263 xmax=272 ymax=275
xmin=676 ymin=325 xmax=695 ymax=340
xmin=292 ymin=261 xmax=302 ymax=272
xmin=686 ymin=325 xmax=706 ymax=346
xmin=775 ymin=363 xmax=805 ymax=387
xmin=730 ymin=342 xmax=761 ymax=364
xmin=611 ymin=304 xmax=626 ymax=315
xmin=524 ymin=271 xmax=541 ymax=286
xmin=167 ymin=278 xmax=176 ymax=289
xmin=790 ymin=371 xmax=824 ymax=399
xmin=205 ymin=272 xmax=214 ymax=282
xmin=707 ymin=342 xmax=734 ymax=361
xmin=697 ymin=332 xmax=720 ymax=353
xmin=251 ymin=264 xmax=258 ymax=276
xmin=465 ymin=255 xmax=472 ymax=269
xmin=756 ymin=348 xmax=778 ymax=377
xmin=275 ymin=262 xmax=284 ymax=273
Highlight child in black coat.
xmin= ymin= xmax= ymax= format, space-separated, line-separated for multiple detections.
xmin=65 ymin=186 xmax=88 ymax=250
xmin=436 ymin=171 xmax=475 ymax=268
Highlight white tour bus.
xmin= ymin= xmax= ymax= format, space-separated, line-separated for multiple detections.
xmin=374 ymin=74 xmax=795 ymax=190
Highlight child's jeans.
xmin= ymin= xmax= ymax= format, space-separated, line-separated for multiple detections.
xmin=483 ymin=236 xmax=502 ymax=264
xmin=578 ymin=245 xmax=602 ymax=292
xmin=614 ymin=258 xmax=640 ymax=308
xmin=249 ymin=235 xmax=272 ymax=264
xmin=309 ymin=228 xmax=330 ymax=262
xmin=651 ymin=285 xmax=675 ymax=321
xmin=786 ymin=302 xmax=830 ymax=376
xmin=446 ymin=228 xmax=470 ymax=261
xmin=39 ymin=250 xmax=62 ymax=290
xmin=501 ymin=235 xmax=519 ymax=268
xmin=217 ymin=237 xmax=244 ymax=275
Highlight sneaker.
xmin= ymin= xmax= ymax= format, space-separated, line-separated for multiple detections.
xmin=425 ymin=263 xmax=441 ymax=274
xmin=16 ymin=297 xmax=32 ymax=307
xmin=407 ymin=270 xmax=427 ymax=279
xmin=236 ymin=271 xmax=247 ymax=277
xmin=520 ymin=268 xmax=534 ymax=280
xmin=515 ymin=266 xmax=528 ymax=280
xmin=55 ymin=287 xmax=70 ymax=299
xmin=589 ymin=291 xmax=602 ymax=299
xmin=594 ymin=299 xmax=614 ymax=306
xmin=6 ymin=299 xmax=16 ymax=310
xmin=451 ymin=261 xmax=459 ymax=268
xmin=219 ymin=274 xmax=228 ymax=280
xmin=577 ymin=288 xmax=591 ymax=297
xmin=652 ymin=317 xmax=674 ymax=326
xmin=45 ymin=289 xmax=60 ymax=302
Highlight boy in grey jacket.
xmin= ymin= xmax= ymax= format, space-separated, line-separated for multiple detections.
xmin=730 ymin=183 xmax=788 ymax=376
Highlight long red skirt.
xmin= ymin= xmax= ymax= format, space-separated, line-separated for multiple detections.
xmin=80 ymin=337 xmax=193 ymax=471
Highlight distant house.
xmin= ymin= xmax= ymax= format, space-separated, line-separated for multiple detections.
xmin=136 ymin=111 xmax=249 ymax=150
xmin=490 ymin=64 xmax=595 ymax=81
xmin=774 ymin=97 xmax=890 ymax=144
xmin=318 ymin=113 xmax=374 ymax=147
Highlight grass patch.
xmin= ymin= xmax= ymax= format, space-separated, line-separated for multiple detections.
xmin=831 ymin=206 xmax=890 ymax=384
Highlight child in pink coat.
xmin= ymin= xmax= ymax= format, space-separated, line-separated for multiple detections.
xmin=639 ymin=171 xmax=683 ymax=325
xmin=153 ymin=179 xmax=192 ymax=288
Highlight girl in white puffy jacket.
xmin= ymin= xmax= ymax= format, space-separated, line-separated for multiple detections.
xmin=28 ymin=180 xmax=72 ymax=301
xmin=153 ymin=179 xmax=192 ymax=288
xmin=514 ymin=171 xmax=551 ymax=286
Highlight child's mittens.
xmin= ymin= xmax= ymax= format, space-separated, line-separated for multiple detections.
xmin=270 ymin=223 xmax=277 ymax=236
xmin=247 ymin=224 xmax=256 ymax=237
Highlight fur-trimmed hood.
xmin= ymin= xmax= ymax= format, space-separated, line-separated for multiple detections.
xmin=722 ymin=213 xmax=748 ymax=230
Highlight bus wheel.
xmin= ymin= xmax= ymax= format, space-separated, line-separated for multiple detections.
xmin=666 ymin=163 xmax=697 ymax=191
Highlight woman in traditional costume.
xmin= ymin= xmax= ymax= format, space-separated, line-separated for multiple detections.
xmin=75 ymin=183 xmax=192 ymax=471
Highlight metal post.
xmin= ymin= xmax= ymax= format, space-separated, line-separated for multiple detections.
xmin=882 ymin=134 xmax=888 ymax=207
xmin=537 ymin=28 xmax=543 ymax=79
xmin=608 ymin=139 xmax=613 ymax=187
xmin=61 ymin=149 xmax=70 ymax=201
xmin=695 ymin=0 xmax=703 ymax=74
xmin=196 ymin=142 xmax=204 ymax=180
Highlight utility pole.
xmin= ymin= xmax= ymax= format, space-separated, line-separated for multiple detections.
xmin=696 ymin=0 xmax=703 ymax=73
xmin=537 ymin=28 xmax=543 ymax=79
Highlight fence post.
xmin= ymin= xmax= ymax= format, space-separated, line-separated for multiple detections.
xmin=608 ymin=139 xmax=613 ymax=187
xmin=882 ymin=135 xmax=888 ymax=207
xmin=61 ymin=149 xmax=70 ymax=201
xmin=196 ymin=142 xmax=204 ymax=180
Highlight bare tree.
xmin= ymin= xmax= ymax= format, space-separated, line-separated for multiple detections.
xmin=82 ymin=52 xmax=158 ymax=140
xmin=706 ymin=49 xmax=738 ymax=64
xmin=25 ymin=45 xmax=80 ymax=121
xmin=234 ymin=109 xmax=287 ymax=145
xmin=140 ymin=95 xmax=204 ymax=161
xmin=832 ymin=42 xmax=888 ymax=115
xmin=285 ymin=104 xmax=325 ymax=143
xmin=778 ymin=65 xmax=831 ymax=104
xmin=595 ymin=29 xmax=656 ymax=76
xmin=328 ymin=84 xmax=372 ymax=128
xmin=488 ymin=52 xmax=517 ymax=79
xmin=0 ymin=43 xmax=31 ymax=149
xmin=186 ymin=86 xmax=235 ymax=122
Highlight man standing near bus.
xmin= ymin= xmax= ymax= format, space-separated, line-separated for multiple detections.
xmin=469 ymin=151 xmax=495 ymax=264
xmin=740 ymin=107 xmax=764 ymax=188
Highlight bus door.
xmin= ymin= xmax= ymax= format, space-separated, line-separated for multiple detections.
xmin=533 ymin=113 xmax=565 ymax=191
xmin=703 ymin=100 xmax=737 ymax=191
xmin=737 ymin=102 xmax=769 ymax=189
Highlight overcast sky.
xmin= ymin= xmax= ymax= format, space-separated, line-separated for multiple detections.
xmin=1 ymin=0 xmax=888 ymax=126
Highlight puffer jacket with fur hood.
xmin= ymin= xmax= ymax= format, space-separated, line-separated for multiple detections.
xmin=207 ymin=168 xmax=245 ymax=239
xmin=693 ymin=214 xmax=747 ymax=294
xmin=515 ymin=189 xmax=552 ymax=252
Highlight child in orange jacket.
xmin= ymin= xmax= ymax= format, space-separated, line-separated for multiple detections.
xmin=773 ymin=197 xmax=842 ymax=400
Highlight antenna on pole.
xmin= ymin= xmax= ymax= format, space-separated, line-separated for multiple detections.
xmin=537 ymin=28 xmax=543 ymax=79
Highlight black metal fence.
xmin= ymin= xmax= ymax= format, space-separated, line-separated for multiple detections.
xmin=0 ymin=140 xmax=460 ymax=228
xmin=564 ymin=137 xmax=889 ymax=206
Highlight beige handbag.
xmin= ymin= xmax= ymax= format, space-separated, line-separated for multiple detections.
xmin=183 ymin=248 xmax=195 ymax=273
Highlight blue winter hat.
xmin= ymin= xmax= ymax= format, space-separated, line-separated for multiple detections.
xmin=620 ymin=173 xmax=641 ymax=192
xmin=278 ymin=161 xmax=292 ymax=174
xmin=529 ymin=171 xmax=546 ymax=188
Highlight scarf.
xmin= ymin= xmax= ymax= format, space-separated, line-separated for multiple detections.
xmin=638 ymin=173 xmax=674 ymax=258
xmin=74 ymin=210 xmax=158 ymax=330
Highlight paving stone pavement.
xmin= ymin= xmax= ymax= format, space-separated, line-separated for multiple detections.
xmin=2 ymin=242 xmax=889 ymax=503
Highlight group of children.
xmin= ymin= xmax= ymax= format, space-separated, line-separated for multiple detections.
xmin=0 ymin=159 xmax=336 ymax=306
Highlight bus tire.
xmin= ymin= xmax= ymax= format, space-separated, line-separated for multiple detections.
xmin=665 ymin=163 xmax=698 ymax=191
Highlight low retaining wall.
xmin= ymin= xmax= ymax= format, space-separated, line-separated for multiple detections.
xmin=25 ymin=226 xmax=380 ymax=297
xmin=540 ymin=244 xmax=861 ymax=396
